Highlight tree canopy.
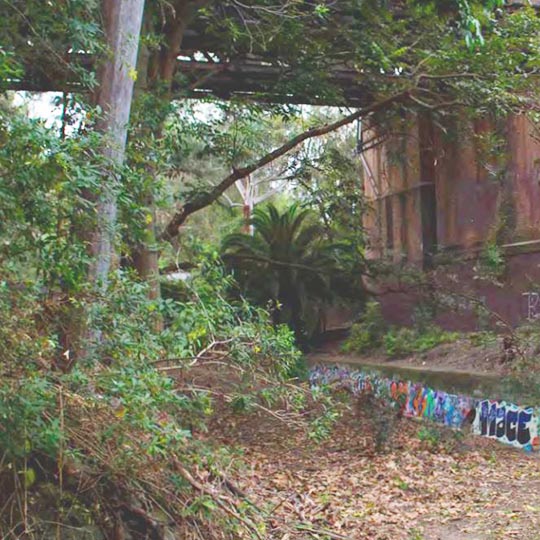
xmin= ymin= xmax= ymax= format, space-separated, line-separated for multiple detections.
xmin=2 ymin=1 xmax=540 ymax=537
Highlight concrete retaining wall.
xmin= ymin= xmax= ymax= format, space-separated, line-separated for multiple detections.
xmin=310 ymin=364 xmax=539 ymax=452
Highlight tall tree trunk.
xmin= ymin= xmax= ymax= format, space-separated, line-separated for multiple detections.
xmin=62 ymin=0 xmax=145 ymax=365
xmin=129 ymin=9 xmax=161 ymax=306
xmin=131 ymin=1 xmax=202 ymax=306
xmin=90 ymin=0 xmax=145 ymax=289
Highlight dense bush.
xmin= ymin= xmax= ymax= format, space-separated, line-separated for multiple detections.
xmin=222 ymin=203 xmax=365 ymax=345
xmin=383 ymin=325 xmax=459 ymax=357
xmin=0 ymin=258 xmax=309 ymax=539
xmin=0 ymin=104 xmax=322 ymax=538
xmin=341 ymin=301 xmax=385 ymax=353
xmin=342 ymin=301 xmax=459 ymax=357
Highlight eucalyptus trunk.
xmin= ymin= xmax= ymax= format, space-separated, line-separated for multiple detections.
xmin=91 ymin=0 xmax=145 ymax=289
xmin=62 ymin=0 xmax=144 ymax=365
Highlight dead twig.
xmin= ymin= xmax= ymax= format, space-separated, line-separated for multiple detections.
xmin=172 ymin=459 xmax=264 ymax=540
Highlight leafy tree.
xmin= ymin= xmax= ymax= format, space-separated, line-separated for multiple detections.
xmin=160 ymin=0 xmax=540 ymax=242
xmin=2 ymin=1 xmax=540 ymax=534
xmin=290 ymin=119 xmax=366 ymax=250
xmin=5 ymin=0 xmax=540 ymax=306
xmin=222 ymin=203 xmax=364 ymax=342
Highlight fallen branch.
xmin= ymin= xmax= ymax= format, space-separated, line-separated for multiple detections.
xmin=172 ymin=459 xmax=264 ymax=540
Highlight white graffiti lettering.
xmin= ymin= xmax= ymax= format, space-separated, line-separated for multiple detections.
xmin=523 ymin=292 xmax=540 ymax=321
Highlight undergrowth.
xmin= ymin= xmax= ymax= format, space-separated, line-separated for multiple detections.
xmin=342 ymin=301 xmax=459 ymax=358
xmin=0 ymin=257 xmax=325 ymax=540
xmin=417 ymin=424 xmax=465 ymax=453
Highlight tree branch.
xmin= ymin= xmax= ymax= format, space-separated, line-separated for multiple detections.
xmin=160 ymin=90 xmax=410 ymax=240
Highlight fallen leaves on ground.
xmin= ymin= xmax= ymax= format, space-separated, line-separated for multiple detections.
xmin=209 ymin=402 xmax=540 ymax=540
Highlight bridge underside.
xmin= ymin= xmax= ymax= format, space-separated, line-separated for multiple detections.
xmin=8 ymin=57 xmax=369 ymax=107
xmin=5 ymin=25 xmax=371 ymax=107
xmin=7 ymin=4 xmax=540 ymax=330
xmin=6 ymin=2 xmax=539 ymax=106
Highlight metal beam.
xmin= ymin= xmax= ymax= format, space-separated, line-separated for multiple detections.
xmin=3 ymin=52 xmax=370 ymax=106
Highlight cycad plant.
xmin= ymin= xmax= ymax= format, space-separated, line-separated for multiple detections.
xmin=222 ymin=203 xmax=361 ymax=343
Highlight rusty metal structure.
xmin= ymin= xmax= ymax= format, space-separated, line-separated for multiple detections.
xmin=362 ymin=112 xmax=540 ymax=328
xmin=7 ymin=52 xmax=369 ymax=107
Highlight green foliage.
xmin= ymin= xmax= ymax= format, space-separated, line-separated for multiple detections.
xmin=192 ymin=0 xmax=536 ymax=114
xmin=0 ymin=105 xmax=107 ymax=292
xmin=0 ymin=372 xmax=61 ymax=459
xmin=468 ymin=330 xmax=497 ymax=348
xmin=291 ymin=128 xmax=367 ymax=282
xmin=408 ymin=528 xmax=425 ymax=540
xmin=3 ymin=1 xmax=540 ymax=536
xmin=0 ymin=260 xmax=307 ymax=537
xmin=383 ymin=326 xmax=460 ymax=358
xmin=293 ymin=136 xmax=364 ymax=225
xmin=357 ymin=392 xmax=402 ymax=452
xmin=2 ymin=0 xmax=103 ymax=90
xmin=308 ymin=405 xmax=341 ymax=443
xmin=475 ymin=241 xmax=506 ymax=281
xmin=0 ymin=98 xmax=305 ymax=534
xmin=0 ymin=278 xmax=56 ymax=365
xmin=0 ymin=48 xmax=22 ymax=85
xmin=342 ymin=301 xmax=385 ymax=353
xmin=343 ymin=301 xmax=459 ymax=357
xmin=306 ymin=384 xmax=348 ymax=442
xmin=87 ymin=256 xmax=303 ymax=379
xmin=417 ymin=424 xmax=465 ymax=452
xmin=222 ymin=203 xmax=363 ymax=343
xmin=383 ymin=327 xmax=419 ymax=358
xmin=417 ymin=425 xmax=442 ymax=448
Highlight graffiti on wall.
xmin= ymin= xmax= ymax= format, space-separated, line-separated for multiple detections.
xmin=472 ymin=400 xmax=539 ymax=451
xmin=523 ymin=292 xmax=540 ymax=321
xmin=310 ymin=364 xmax=475 ymax=429
xmin=310 ymin=364 xmax=540 ymax=452
xmin=404 ymin=385 xmax=474 ymax=429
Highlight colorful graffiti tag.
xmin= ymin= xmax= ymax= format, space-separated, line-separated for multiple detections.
xmin=310 ymin=364 xmax=475 ymax=428
xmin=472 ymin=400 xmax=540 ymax=451
xmin=310 ymin=364 xmax=540 ymax=452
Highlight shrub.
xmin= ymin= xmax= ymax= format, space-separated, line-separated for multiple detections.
xmin=475 ymin=241 xmax=506 ymax=281
xmin=0 ymin=259 xmax=310 ymax=538
xmin=413 ymin=325 xmax=460 ymax=353
xmin=356 ymin=393 xmax=402 ymax=452
xmin=468 ymin=331 xmax=498 ymax=347
xmin=418 ymin=424 xmax=464 ymax=453
xmin=383 ymin=327 xmax=417 ymax=357
xmin=222 ymin=203 xmax=354 ymax=344
xmin=384 ymin=325 xmax=459 ymax=358
xmin=342 ymin=301 xmax=386 ymax=353
xmin=343 ymin=301 xmax=459 ymax=357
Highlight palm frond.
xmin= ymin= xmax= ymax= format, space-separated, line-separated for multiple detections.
xmin=221 ymin=202 xmax=363 ymax=342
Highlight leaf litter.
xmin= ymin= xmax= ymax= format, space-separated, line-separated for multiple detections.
xmin=208 ymin=399 xmax=540 ymax=539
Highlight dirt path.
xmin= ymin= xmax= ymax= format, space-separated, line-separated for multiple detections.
xmin=308 ymin=350 xmax=501 ymax=380
xmin=212 ymin=404 xmax=540 ymax=540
